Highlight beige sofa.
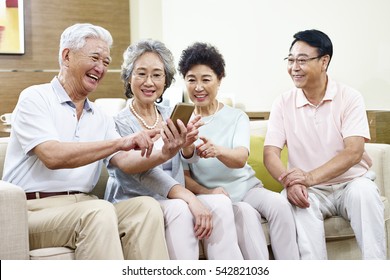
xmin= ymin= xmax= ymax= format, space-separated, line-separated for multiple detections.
xmin=1 ymin=117 xmax=389 ymax=260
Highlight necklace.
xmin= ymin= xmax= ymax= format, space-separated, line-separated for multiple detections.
xmin=195 ymin=101 xmax=220 ymax=125
xmin=129 ymin=100 xmax=160 ymax=130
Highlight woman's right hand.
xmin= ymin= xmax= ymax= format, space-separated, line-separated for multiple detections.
xmin=209 ymin=186 xmax=230 ymax=198
xmin=183 ymin=115 xmax=203 ymax=148
xmin=187 ymin=197 xmax=213 ymax=240
xmin=160 ymin=119 xmax=187 ymax=160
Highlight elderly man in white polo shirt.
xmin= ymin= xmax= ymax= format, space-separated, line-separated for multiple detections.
xmin=2 ymin=23 xmax=186 ymax=260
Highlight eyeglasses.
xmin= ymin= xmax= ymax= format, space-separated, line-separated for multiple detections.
xmin=132 ymin=72 xmax=166 ymax=82
xmin=284 ymin=56 xmax=322 ymax=66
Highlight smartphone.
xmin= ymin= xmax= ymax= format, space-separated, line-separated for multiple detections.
xmin=170 ymin=102 xmax=195 ymax=130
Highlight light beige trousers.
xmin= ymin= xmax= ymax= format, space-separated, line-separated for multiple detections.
xmin=283 ymin=174 xmax=386 ymax=260
xmin=27 ymin=194 xmax=169 ymax=260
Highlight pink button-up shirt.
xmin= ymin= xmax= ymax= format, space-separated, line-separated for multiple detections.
xmin=265 ymin=78 xmax=372 ymax=185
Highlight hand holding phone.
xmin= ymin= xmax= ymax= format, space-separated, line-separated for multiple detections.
xmin=170 ymin=103 xmax=195 ymax=131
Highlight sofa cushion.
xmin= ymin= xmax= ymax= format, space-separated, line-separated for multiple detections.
xmin=248 ymin=135 xmax=287 ymax=193
xmin=29 ymin=247 xmax=75 ymax=260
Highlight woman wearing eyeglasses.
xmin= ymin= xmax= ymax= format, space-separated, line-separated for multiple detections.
xmin=178 ymin=42 xmax=299 ymax=259
xmin=104 ymin=39 xmax=243 ymax=260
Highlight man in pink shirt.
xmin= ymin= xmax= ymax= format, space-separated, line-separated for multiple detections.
xmin=264 ymin=29 xmax=386 ymax=259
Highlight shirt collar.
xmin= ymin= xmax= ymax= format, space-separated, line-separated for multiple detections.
xmin=296 ymin=77 xmax=336 ymax=108
xmin=51 ymin=76 xmax=93 ymax=112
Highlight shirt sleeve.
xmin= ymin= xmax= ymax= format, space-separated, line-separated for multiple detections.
xmin=232 ymin=112 xmax=251 ymax=150
xmin=14 ymin=88 xmax=60 ymax=154
xmin=341 ymin=90 xmax=370 ymax=141
xmin=264 ymin=95 xmax=287 ymax=149
xmin=180 ymin=148 xmax=199 ymax=164
xmin=131 ymin=167 xmax=179 ymax=198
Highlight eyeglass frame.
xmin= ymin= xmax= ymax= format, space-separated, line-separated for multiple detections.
xmin=284 ymin=55 xmax=323 ymax=66
xmin=132 ymin=71 xmax=166 ymax=83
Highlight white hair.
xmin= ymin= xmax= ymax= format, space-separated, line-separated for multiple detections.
xmin=58 ymin=23 xmax=113 ymax=66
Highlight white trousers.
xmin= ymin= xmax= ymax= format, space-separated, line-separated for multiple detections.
xmin=282 ymin=173 xmax=386 ymax=259
xmin=237 ymin=186 xmax=300 ymax=259
xmin=160 ymin=194 xmax=243 ymax=260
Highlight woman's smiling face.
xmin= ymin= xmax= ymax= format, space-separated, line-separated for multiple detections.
xmin=184 ymin=64 xmax=221 ymax=107
xmin=130 ymin=52 xmax=166 ymax=104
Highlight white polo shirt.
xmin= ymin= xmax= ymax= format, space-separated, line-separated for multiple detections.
xmin=2 ymin=77 xmax=120 ymax=192
xmin=265 ymin=78 xmax=372 ymax=185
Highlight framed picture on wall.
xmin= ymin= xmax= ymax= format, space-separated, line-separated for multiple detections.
xmin=0 ymin=0 xmax=24 ymax=54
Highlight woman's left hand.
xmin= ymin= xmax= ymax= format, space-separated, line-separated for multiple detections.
xmin=209 ymin=186 xmax=230 ymax=197
xmin=196 ymin=136 xmax=219 ymax=158
xmin=187 ymin=197 xmax=213 ymax=240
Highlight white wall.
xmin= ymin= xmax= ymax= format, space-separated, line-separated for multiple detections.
xmin=130 ymin=0 xmax=162 ymax=43
xmin=131 ymin=0 xmax=390 ymax=111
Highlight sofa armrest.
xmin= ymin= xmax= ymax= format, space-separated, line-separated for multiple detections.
xmin=366 ymin=143 xmax=390 ymax=259
xmin=0 ymin=181 xmax=29 ymax=259
xmin=365 ymin=143 xmax=390 ymax=201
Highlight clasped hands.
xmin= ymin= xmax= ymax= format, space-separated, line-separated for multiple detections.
xmin=279 ymin=168 xmax=314 ymax=208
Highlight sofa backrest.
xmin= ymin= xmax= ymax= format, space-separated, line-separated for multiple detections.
xmin=91 ymin=166 xmax=108 ymax=199
xmin=249 ymin=120 xmax=268 ymax=136
xmin=94 ymin=98 xmax=127 ymax=117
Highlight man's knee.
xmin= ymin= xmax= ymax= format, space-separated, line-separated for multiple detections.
xmin=133 ymin=196 xmax=163 ymax=216
xmin=347 ymin=178 xmax=380 ymax=202
xmin=81 ymin=199 xmax=118 ymax=225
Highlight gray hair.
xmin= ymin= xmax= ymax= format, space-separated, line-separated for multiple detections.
xmin=58 ymin=23 xmax=113 ymax=66
xmin=121 ymin=39 xmax=176 ymax=100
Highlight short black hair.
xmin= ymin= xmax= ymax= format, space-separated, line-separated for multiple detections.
xmin=290 ymin=29 xmax=333 ymax=66
xmin=178 ymin=42 xmax=226 ymax=79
